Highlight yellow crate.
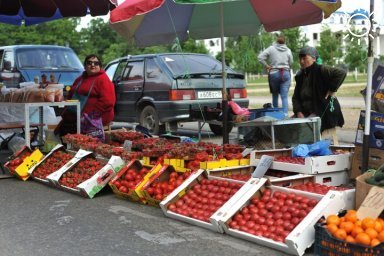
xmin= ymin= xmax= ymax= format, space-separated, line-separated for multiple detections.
xmin=15 ymin=149 xmax=44 ymax=181
xmin=240 ymin=158 xmax=250 ymax=166
xmin=225 ymin=159 xmax=240 ymax=167
xmin=134 ymin=163 xmax=163 ymax=203
xmin=164 ymin=158 xmax=185 ymax=168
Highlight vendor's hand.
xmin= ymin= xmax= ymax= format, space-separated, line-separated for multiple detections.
xmin=325 ymin=90 xmax=335 ymax=99
xmin=266 ymin=65 xmax=272 ymax=73
xmin=296 ymin=112 xmax=305 ymax=118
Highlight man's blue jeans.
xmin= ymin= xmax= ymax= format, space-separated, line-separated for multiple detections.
xmin=268 ymin=70 xmax=291 ymax=116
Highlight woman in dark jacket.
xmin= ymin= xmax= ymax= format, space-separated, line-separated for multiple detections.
xmin=292 ymin=46 xmax=346 ymax=133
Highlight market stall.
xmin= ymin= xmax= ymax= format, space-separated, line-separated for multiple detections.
xmin=1 ymin=117 xmax=384 ymax=255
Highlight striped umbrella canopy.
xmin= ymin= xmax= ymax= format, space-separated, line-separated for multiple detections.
xmin=110 ymin=0 xmax=341 ymax=47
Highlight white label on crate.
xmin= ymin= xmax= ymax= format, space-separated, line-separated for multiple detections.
xmin=252 ymin=155 xmax=274 ymax=178
xmin=241 ymin=148 xmax=253 ymax=158
xmin=356 ymin=129 xmax=363 ymax=144
xmin=123 ymin=140 xmax=132 ymax=152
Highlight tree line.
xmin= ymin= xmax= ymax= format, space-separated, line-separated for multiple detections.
xmin=0 ymin=18 xmax=370 ymax=73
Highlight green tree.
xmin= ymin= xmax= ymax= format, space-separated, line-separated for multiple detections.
xmin=317 ymin=26 xmax=343 ymax=66
xmin=0 ymin=18 xmax=81 ymax=50
xmin=344 ymin=30 xmax=368 ymax=72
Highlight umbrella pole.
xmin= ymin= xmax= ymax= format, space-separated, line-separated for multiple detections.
xmin=362 ymin=0 xmax=375 ymax=172
xmin=220 ymin=2 xmax=229 ymax=145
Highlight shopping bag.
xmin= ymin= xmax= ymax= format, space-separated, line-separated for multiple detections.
xmin=81 ymin=112 xmax=105 ymax=142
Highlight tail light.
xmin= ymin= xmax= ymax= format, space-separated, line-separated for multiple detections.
xmin=229 ymin=88 xmax=247 ymax=99
xmin=169 ymin=90 xmax=196 ymax=100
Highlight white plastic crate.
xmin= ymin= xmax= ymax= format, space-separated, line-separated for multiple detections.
xmin=159 ymin=169 xmax=253 ymax=233
xmin=216 ymin=185 xmax=346 ymax=256
xmin=250 ymin=148 xmax=351 ymax=174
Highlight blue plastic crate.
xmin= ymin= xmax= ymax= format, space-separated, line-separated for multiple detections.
xmin=249 ymin=108 xmax=285 ymax=120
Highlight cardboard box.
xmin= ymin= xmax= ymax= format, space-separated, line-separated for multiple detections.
xmin=77 ymin=156 xmax=125 ymax=198
xmin=14 ymin=148 xmax=44 ymax=181
xmin=3 ymin=146 xmax=33 ymax=177
xmin=355 ymin=110 xmax=384 ymax=150
xmin=251 ymin=148 xmax=351 ymax=175
xmin=351 ymin=145 xmax=384 ymax=179
xmin=355 ymin=171 xmax=377 ymax=209
xmin=216 ymin=185 xmax=345 ymax=256
xmin=109 ymin=160 xmax=162 ymax=203
xmin=138 ymin=165 xmax=188 ymax=206
xmin=357 ymin=185 xmax=384 ymax=219
xmin=46 ymin=150 xmax=125 ymax=198
xmin=46 ymin=149 xmax=93 ymax=185
xmin=28 ymin=144 xmax=75 ymax=184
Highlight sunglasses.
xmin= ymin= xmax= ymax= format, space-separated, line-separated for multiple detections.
xmin=86 ymin=60 xmax=101 ymax=66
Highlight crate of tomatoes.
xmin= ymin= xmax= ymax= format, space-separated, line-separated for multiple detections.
xmin=108 ymin=160 xmax=161 ymax=203
xmin=160 ymin=169 xmax=249 ymax=233
xmin=216 ymin=183 xmax=347 ymax=256
xmin=207 ymin=165 xmax=255 ymax=183
xmin=46 ymin=149 xmax=125 ymax=198
xmin=137 ymin=165 xmax=192 ymax=206
xmin=250 ymin=148 xmax=351 ymax=175
xmin=28 ymin=144 xmax=75 ymax=184
xmin=4 ymin=146 xmax=33 ymax=178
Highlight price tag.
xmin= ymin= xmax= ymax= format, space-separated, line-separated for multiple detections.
xmin=252 ymin=155 xmax=274 ymax=178
xmin=357 ymin=186 xmax=384 ymax=220
xmin=123 ymin=140 xmax=132 ymax=152
xmin=241 ymin=148 xmax=253 ymax=158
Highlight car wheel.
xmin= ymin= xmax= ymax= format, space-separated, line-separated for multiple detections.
xmin=139 ymin=106 xmax=165 ymax=135
xmin=209 ymin=123 xmax=233 ymax=135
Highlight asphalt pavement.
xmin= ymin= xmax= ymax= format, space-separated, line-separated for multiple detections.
xmin=0 ymin=159 xmax=301 ymax=256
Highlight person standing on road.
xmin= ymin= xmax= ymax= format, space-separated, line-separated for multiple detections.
xmin=258 ymin=34 xmax=293 ymax=117
xmin=292 ymin=46 xmax=346 ymax=140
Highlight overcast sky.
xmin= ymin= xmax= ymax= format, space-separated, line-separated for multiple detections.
xmin=340 ymin=1 xmax=369 ymax=11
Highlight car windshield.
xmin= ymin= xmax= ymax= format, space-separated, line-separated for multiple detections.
xmin=160 ymin=54 xmax=233 ymax=77
xmin=16 ymin=47 xmax=83 ymax=69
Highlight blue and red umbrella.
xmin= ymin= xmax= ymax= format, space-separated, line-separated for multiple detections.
xmin=0 ymin=0 xmax=118 ymax=26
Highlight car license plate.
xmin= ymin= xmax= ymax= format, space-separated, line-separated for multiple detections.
xmin=197 ymin=91 xmax=222 ymax=99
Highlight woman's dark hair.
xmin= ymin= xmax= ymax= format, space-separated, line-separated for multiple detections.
xmin=84 ymin=54 xmax=102 ymax=67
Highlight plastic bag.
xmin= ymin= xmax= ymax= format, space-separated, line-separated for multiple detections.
xmin=228 ymin=101 xmax=251 ymax=116
xmin=81 ymin=112 xmax=105 ymax=142
xmin=292 ymin=139 xmax=332 ymax=157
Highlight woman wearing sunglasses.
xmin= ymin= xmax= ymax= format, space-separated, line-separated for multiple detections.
xmin=56 ymin=54 xmax=116 ymax=138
